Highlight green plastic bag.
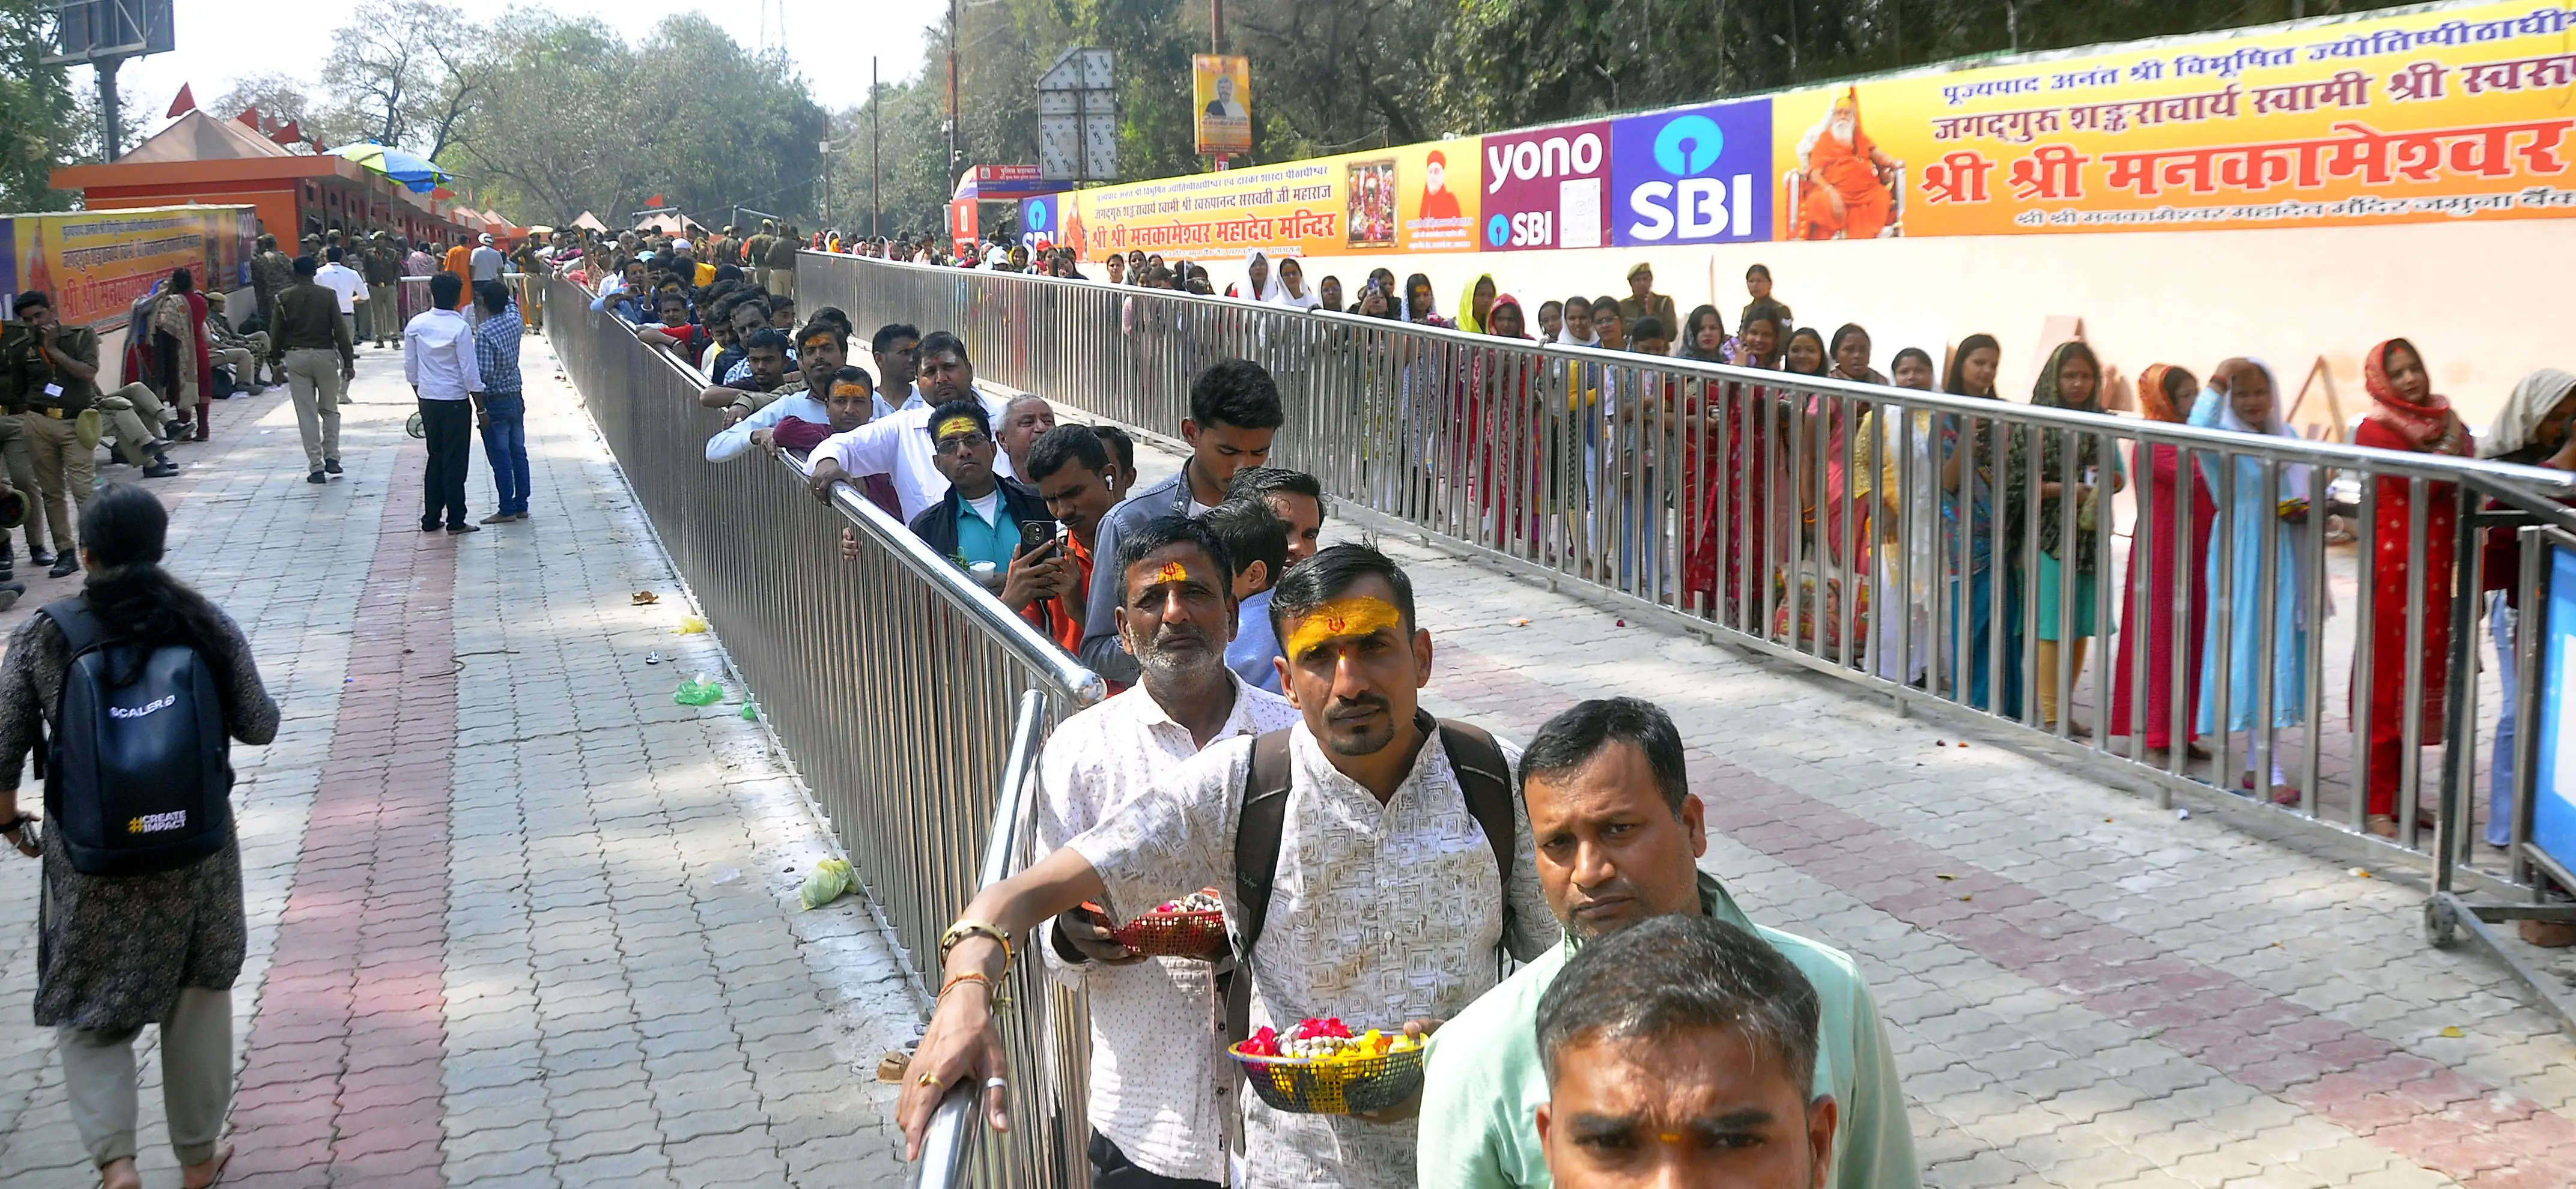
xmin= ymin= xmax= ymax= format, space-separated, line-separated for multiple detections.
xmin=673 ymin=676 xmax=723 ymax=706
xmin=800 ymin=858 xmax=855 ymax=910
xmin=740 ymin=700 xmax=759 ymax=721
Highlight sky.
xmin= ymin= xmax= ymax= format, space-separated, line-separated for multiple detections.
xmin=104 ymin=0 xmax=946 ymax=139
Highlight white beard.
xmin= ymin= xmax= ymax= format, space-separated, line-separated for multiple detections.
xmin=1831 ymin=117 xmax=1857 ymax=144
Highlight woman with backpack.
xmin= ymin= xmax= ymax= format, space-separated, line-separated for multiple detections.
xmin=0 ymin=483 xmax=277 ymax=1189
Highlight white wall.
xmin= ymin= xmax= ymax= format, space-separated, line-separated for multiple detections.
xmin=1197 ymin=219 xmax=2576 ymax=428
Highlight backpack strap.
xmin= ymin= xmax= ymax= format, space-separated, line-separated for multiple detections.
xmin=32 ymin=598 xmax=108 ymax=781
xmin=1223 ymin=729 xmax=1294 ymax=1045
xmin=1438 ymin=719 xmax=1517 ymax=898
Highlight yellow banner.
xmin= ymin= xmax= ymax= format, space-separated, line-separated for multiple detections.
xmin=1194 ymin=55 xmax=1253 ymax=157
xmin=1772 ymin=0 xmax=2576 ymax=238
xmin=11 ymin=207 xmax=257 ymax=330
xmin=1064 ymin=139 xmax=1485 ymax=262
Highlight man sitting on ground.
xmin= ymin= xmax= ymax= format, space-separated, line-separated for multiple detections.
xmin=1417 ymin=697 xmax=1916 ymax=1189
xmin=1536 ymin=914 xmax=1841 ymax=1189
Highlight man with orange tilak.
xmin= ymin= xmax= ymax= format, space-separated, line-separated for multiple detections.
xmin=1793 ymin=88 xmax=1901 ymax=241
xmin=897 ymin=543 xmax=1555 ymax=1189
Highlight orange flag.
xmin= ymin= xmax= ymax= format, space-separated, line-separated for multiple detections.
xmin=166 ymin=83 xmax=195 ymax=118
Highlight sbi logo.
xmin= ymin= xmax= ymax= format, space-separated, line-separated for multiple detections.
xmin=1627 ymin=113 xmax=1750 ymax=243
xmin=1486 ymin=214 xmax=1509 ymax=246
xmin=1652 ymin=115 xmax=1724 ymax=175
xmin=1490 ymin=211 xmax=1555 ymax=247
xmin=1027 ymin=199 xmax=1048 ymax=228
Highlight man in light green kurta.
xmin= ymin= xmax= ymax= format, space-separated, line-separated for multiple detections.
xmin=1417 ymin=698 xmax=1920 ymax=1189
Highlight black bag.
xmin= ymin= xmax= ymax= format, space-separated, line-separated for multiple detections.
xmin=1221 ymin=718 xmax=1516 ymax=1044
xmin=37 ymin=598 xmax=232 ymax=876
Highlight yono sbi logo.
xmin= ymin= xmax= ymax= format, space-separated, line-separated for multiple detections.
xmin=1652 ymin=115 xmax=1724 ymax=175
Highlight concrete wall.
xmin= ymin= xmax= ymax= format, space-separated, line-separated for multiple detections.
xmin=1189 ymin=218 xmax=2575 ymax=429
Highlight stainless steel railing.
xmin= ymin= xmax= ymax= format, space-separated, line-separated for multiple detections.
xmin=803 ymin=250 xmax=2576 ymax=889
xmin=541 ymin=274 xmax=1105 ymax=1188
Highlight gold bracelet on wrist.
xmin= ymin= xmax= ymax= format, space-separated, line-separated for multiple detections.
xmin=938 ymin=920 xmax=1014 ymax=972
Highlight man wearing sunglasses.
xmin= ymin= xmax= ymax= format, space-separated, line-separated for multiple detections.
xmin=905 ymin=400 xmax=1057 ymax=607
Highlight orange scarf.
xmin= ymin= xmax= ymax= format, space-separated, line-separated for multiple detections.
xmin=2362 ymin=337 xmax=2471 ymax=456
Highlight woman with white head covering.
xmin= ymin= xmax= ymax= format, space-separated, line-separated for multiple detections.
xmin=1239 ymin=248 xmax=1279 ymax=303
xmin=2473 ymin=368 xmax=2576 ymax=846
xmin=1266 ymin=256 xmax=1318 ymax=310
xmin=2191 ymin=358 xmax=2318 ymax=798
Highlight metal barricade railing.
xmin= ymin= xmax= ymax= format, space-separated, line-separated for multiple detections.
xmin=541 ymin=274 xmax=1106 ymax=1188
xmin=802 ymin=250 xmax=2576 ymax=892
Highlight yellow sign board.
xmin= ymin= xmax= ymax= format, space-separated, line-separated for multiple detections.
xmin=1194 ymin=55 xmax=1253 ymax=157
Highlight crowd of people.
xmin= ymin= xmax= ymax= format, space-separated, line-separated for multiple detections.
xmin=538 ymin=219 xmax=2572 ymax=1188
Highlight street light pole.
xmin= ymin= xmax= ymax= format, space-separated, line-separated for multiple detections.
xmin=946 ymin=0 xmax=961 ymax=181
xmin=871 ymin=56 xmax=882 ymax=241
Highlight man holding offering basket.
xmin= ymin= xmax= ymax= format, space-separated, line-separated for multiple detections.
xmin=898 ymin=544 xmax=1555 ymax=1188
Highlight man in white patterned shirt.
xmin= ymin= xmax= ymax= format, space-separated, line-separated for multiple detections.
xmin=1037 ymin=515 xmax=1301 ymax=1188
xmin=900 ymin=543 xmax=1557 ymax=1189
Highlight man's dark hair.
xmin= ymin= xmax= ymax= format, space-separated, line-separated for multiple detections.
xmin=872 ymin=322 xmax=922 ymax=354
xmin=743 ymin=327 xmax=791 ymax=355
xmin=295 ymin=255 xmax=321 ymax=279
xmin=1025 ymin=424 xmax=1110 ymax=485
xmin=13 ymin=291 xmax=48 ymax=316
xmin=657 ymin=290 xmax=688 ymax=310
xmin=1226 ymin=466 xmax=1328 ymax=519
xmin=326 ymin=246 xmax=344 ymax=263
xmin=1268 ymin=542 xmax=1411 ymax=644
xmin=714 ymin=264 xmax=744 ymax=284
xmin=919 ymin=330 xmax=971 ymax=366
xmin=1189 ymin=360 xmax=1284 ymax=431
xmin=1111 ymin=514 xmax=1233 ymax=608
xmin=731 ymin=300 xmax=772 ymax=325
xmin=1093 ymin=424 xmax=1137 ymax=474
xmin=429 ymin=271 xmax=461 ymax=307
xmin=477 ymin=280 xmax=512 ymax=315
xmin=825 ymin=365 xmax=874 ymax=393
xmin=169 ymin=268 xmax=195 ymax=294
xmin=810 ymin=306 xmax=854 ymax=336
xmin=925 ymin=398 xmax=991 ymax=440
xmin=1630 ymin=316 xmax=1666 ymax=343
xmin=1521 ymin=697 xmax=1690 ymax=817
xmin=1536 ymin=913 xmax=1820 ymax=1094
xmin=797 ymin=321 xmax=848 ymax=353
xmin=1200 ymin=498 xmax=1288 ymax=590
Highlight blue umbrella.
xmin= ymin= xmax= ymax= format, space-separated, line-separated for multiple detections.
xmin=327 ymin=143 xmax=454 ymax=194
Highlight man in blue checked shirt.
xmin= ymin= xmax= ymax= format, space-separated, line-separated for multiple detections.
xmin=470 ymin=281 xmax=531 ymax=524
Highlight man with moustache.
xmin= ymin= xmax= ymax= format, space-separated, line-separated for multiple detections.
xmin=1034 ymin=515 xmax=1301 ymax=1187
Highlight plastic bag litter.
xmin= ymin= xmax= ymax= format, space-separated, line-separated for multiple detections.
xmin=800 ymin=858 xmax=855 ymax=910
xmin=676 ymin=615 xmax=709 ymax=634
xmin=740 ymin=701 xmax=759 ymax=721
xmin=674 ymin=674 xmax=724 ymax=705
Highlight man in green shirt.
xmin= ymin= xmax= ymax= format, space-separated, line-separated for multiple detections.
xmin=1417 ymin=697 xmax=1918 ymax=1189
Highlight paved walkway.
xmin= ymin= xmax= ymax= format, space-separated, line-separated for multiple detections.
xmin=0 ymin=336 xmax=912 ymax=1187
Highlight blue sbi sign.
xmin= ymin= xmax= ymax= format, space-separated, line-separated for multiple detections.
xmin=1018 ymin=197 xmax=1054 ymax=249
xmin=1609 ymin=99 xmax=1771 ymax=246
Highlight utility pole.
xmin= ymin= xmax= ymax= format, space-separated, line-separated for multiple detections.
xmin=1210 ymin=0 xmax=1223 ymax=52
xmin=946 ymin=0 xmax=961 ymax=183
xmin=97 ymin=57 xmax=124 ymax=162
xmin=871 ymin=57 xmax=882 ymax=240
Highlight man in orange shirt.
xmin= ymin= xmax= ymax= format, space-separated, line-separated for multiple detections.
xmin=1796 ymin=88 xmax=1901 ymax=241
xmin=1018 ymin=424 xmax=1122 ymax=656
xmin=442 ymin=240 xmax=473 ymax=309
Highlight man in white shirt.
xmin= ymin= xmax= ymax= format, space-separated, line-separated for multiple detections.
xmin=404 ymin=273 xmax=482 ymax=533
xmin=469 ymin=234 xmax=508 ymax=325
xmin=314 ymin=247 xmax=368 ymax=352
xmin=803 ymin=331 xmax=1013 ymax=519
xmin=898 ymin=543 xmax=1557 ymax=1189
xmin=1037 ymin=516 xmax=1300 ymax=1188
xmin=870 ymin=322 xmax=930 ymax=412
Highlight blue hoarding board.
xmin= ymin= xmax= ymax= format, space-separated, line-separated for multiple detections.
xmin=2534 ymin=543 xmax=2576 ymax=869
xmin=1609 ymin=98 xmax=1773 ymax=247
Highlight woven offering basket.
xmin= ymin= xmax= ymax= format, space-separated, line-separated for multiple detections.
xmin=1229 ymin=1042 xmax=1427 ymax=1115
xmin=1110 ymin=907 xmax=1228 ymax=957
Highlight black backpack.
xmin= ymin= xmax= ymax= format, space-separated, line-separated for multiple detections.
xmin=37 ymin=598 xmax=232 ymax=876
xmin=1221 ymin=719 xmax=1517 ymax=1044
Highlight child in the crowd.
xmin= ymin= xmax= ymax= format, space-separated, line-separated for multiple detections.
xmin=1202 ymin=497 xmax=1290 ymax=693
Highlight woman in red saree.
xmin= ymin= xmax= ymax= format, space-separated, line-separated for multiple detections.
xmin=2350 ymin=337 xmax=2472 ymax=837
xmin=1683 ymin=313 xmax=1790 ymax=627
xmin=1457 ymin=293 xmax=1541 ymax=553
xmin=181 ymin=272 xmax=213 ymax=440
xmin=2110 ymin=364 xmax=2214 ymax=764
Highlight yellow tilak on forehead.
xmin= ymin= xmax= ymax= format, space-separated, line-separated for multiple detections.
xmin=1283 ymin=596 xmax=1404 ymax=660
xmin=935 ymin=416 xmax=980 ymax=440
xmin=1153 ymin=560 xmax=1192 ymax=585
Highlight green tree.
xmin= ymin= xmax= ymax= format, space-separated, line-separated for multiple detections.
xmin=0 ymin=0 xmax=81 ymax=211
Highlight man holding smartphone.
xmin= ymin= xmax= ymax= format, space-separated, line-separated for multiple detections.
xmin=903 ymin=400 xmax=1060 ymax=610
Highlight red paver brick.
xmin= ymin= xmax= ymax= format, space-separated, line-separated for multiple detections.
xmin=232 ymin=433 xmax=462 ymax=1184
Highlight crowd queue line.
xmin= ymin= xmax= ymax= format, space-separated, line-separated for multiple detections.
xmin=541 ymin=223 xmax=2576 ymax=1188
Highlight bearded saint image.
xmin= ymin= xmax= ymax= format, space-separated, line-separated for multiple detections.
xmin=1796 ymin=87 xmax=1902 ymax=240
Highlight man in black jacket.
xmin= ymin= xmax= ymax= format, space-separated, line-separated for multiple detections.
xmin=905 ymin=399 xmax=1063 ymax=614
